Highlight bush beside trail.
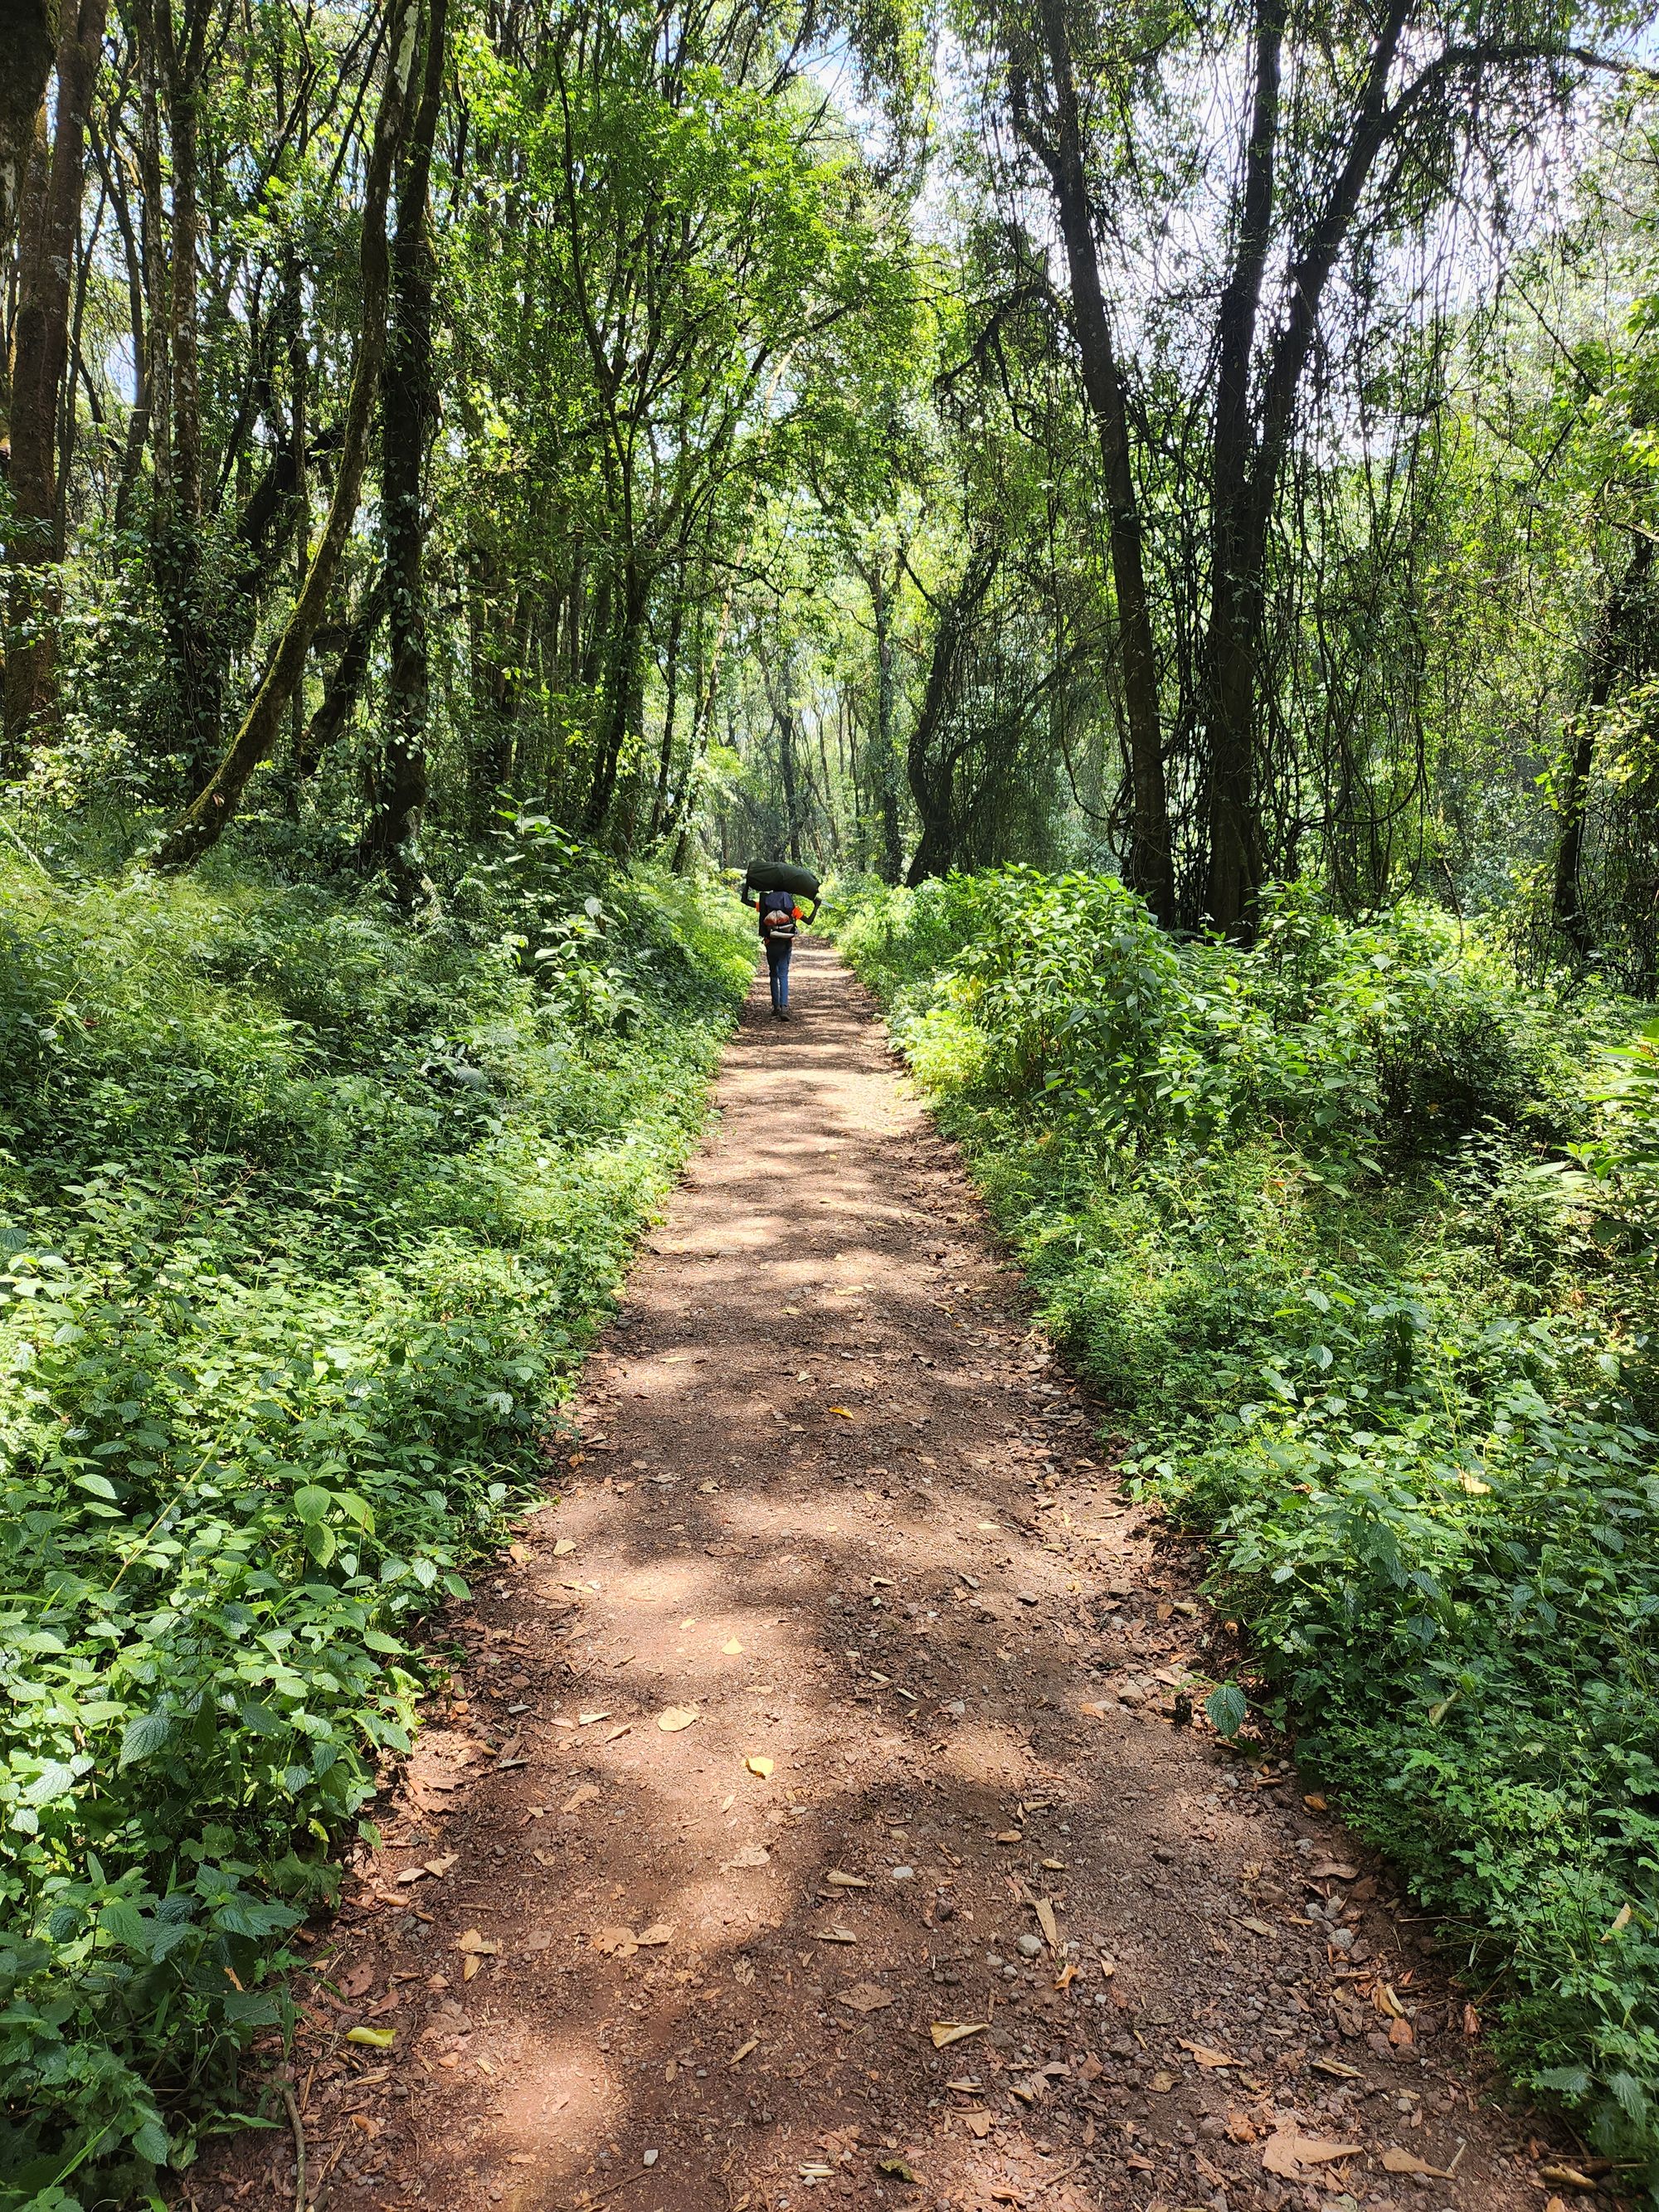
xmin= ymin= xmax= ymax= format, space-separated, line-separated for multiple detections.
xmin=0 ymin=822 xmax=751 ymax=2208
xmin=833 ymin=866 xmax=1659 ymax=2189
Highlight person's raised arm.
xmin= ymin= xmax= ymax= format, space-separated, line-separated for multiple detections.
xmin=741 ymin=883 xmax=758 ymax=908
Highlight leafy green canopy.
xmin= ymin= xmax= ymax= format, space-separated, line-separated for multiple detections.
xmin=834 ymin=863 xmax=1659 ymax=2186
xmin=0 ymin=834 xmax=750 ymax=2205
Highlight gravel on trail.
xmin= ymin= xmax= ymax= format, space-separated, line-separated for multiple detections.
xmin=196 ymin=938 xmax=1581 ymax=2212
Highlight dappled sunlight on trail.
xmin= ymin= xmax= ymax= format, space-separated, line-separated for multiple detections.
xmin=195 ymin=942 xmax=1553 ymax=2212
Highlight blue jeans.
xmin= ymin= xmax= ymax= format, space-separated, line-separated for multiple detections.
xmin=766 ymin=936 xmax=791 ymax=1011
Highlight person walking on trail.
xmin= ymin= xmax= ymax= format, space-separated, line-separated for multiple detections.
xmin=742 ymin=878 xmax=814 ymax=1020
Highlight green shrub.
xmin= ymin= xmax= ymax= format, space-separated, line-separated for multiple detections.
xmin=831 ymin=867 xmax=1659 ymax=2190
xmin=0 ymin=835 xmax=750 ymax=2205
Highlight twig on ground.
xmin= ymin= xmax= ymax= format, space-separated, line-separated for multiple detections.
xmin=281 ymin=2081 xmax=307 ymax=2212
xmin=576 ymin=2166 xmax=654 ymax=2209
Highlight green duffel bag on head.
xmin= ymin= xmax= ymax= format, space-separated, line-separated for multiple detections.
xmin=744 ymin=860 xmax=820 ymax=902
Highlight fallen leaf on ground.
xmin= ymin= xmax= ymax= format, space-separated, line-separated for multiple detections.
xmin=1150 ymin=2070 xmax=1175 ymax=2093
xmin=562 ymin=1784 xmax=601 ymax=1812
xmin=1539 ymin=2166 xmax=1598 ymax=2190
xmin=818 ymin=1926 xmax=858 ymax=1943
xmin=964 ymin=2110 xmax=991 ymax=2138
xmin=877 ymin=2156 xmax=918 ymax=2182
xmin=1302 ymin=1791 xmax=1328 ymax=1811
xmin=636 ymin=1923 xmax=674 ymax=1947
xmin=577 ymin=1709 xmax=611 ymax=1727
xmin=837 ymin=1982 xmax=894 ymax=2013
xmin=553 ymin=1539 xmax=577 ymax=1557
xmin=825 ymin=1869 xmax=868 ymax=1888
xmin=345 ymin=2025 xmax=396 ymax=2048
xmin=455 ymin=1929 xmax=499 ymax=1956
xmin=1262 ymin=2128 xmax=1362 ymax=2176
xmin=1031 ymin=1897 xmax=1058 ymax=1948
xmin=746 ymin=1756 xmax=773 ymax=1778
xmin=730 ymin=2038 xmax=759 ymax=2066
xmin=828 ymin=1407 xmax=856 ymax=1420
xmin=591 ymin=1926 xmax=638 ymax=1958
xmin=396 ymin=1866 xmax=430 ymax=1884
xmin=994 ymin=1830 xmax=1023 ymax=1845
xmin=424 ymin=1853 xmax=458 ymax=1877
xmin=658 ymin=1706 xmax=700 ymax=1732
xmin=726 ymin=1844 xmax=771 ymax=1869
xmin=1382 ymin=2149 xmax=1451 ymax=2177
xmin=1235 ymin=1915 xmax=1276 ymax=1937
xmin=1179 ymin=2040 xmax=1238 ymax=2069
xmin=722 ymin=1638 xmax=743 ymax=1655
xmin=931 ymin=2021 xmax=988 ymax=2049
xmin=1308 ymin=1860 xmax=1359 ymax=1879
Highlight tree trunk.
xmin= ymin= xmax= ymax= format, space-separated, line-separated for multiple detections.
xmin=777 ymin=698 xmax=801 ymax=863
xmin=1025 ymin=0 xmax=1175 ymax=926
xmin=288 ymin=572 xmax=387 ymax=792
xmin=134 ymin=0 xmax=221 ymax=786
xmin=152 ymin=0 xmax=416 ymax=871
xmin=1200 ymin=0 xmax=1413 ymax=936
xmin=1200 ymin=0 xmax=1283 ymax=938
xmin=5 ymin=0 xmax=105 ymax=749
xmin=0 ymin=0 xmax=53 ymax=286
xmin=581 ymin=557 xmax=647 ymax=840
xmin=95 ymin=120 xmax=151 ymax=538
xmin=872 ymin=554 xmax=902 ymax=884
xmin=1553 ymin=534 xmax=1654 ymax=962
xmin=905 ymin=546 xmax=1000 ymax=886
xmin=360 ymin=0 xmax=448 ymax=906
xmin=649 ymin=573 xmax=686 ymax=841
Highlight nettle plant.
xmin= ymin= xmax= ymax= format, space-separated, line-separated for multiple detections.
xmin=0 ymin=848 xmax=749 ymax=2203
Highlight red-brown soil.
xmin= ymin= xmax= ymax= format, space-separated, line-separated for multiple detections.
xmin=194 ymin=940 xmax=1566 ymax=2212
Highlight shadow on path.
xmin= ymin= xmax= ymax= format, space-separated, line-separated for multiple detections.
xmin=198 ymin=941 xmax=1553 ymax=2212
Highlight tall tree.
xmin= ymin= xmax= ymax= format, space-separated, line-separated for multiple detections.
xmin=4 ymin=0 xmax=109 ymax=747
xmin=152 ymin=0 xmax=417 ymax=869
xmin=0 ymin=0 xmax=55 ymax=303
xmin=360 ymin=0 xmax=450 ymax=902
xmin=1006 ymin=0 xmax=1175 ymax=926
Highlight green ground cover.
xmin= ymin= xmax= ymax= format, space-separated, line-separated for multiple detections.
xmin=834 ymin=867 xmax=1659 ymax=2190
xmin=0 ymin=822 xmax=751 ymax=2209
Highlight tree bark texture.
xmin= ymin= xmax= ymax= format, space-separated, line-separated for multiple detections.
xmin=0 ymin=0 xmax=54 ymax=290
xmin=4 ymin=0 xmax=108 ymax=750
xmin=361 ymin=0 xmax=448 ymax=902
xmin=872 ymin=555 xmax=902 ymax=884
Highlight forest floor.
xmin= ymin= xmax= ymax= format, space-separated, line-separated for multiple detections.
xmin=196 ymin=941 xmax=1570 ymax=2212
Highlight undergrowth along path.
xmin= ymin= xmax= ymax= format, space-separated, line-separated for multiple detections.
xmin=216 ymin=942 xmax=1562 ymax=2212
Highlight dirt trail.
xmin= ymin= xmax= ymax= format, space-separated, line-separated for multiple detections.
xmin=211 ymin=942 xmax=1559 ymax=2212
